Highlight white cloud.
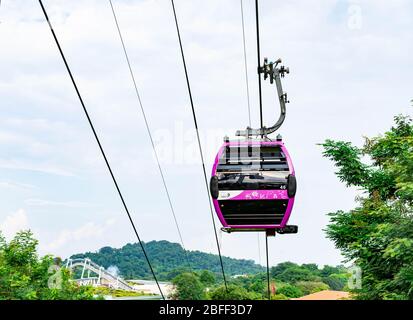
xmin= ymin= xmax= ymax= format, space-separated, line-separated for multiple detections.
xmin=0 ymin=159 xmax=75 ymax=177
xmin=0 ymin=209 xmax=30 ymax=240
xmin=43 ymin=218 xmax=116 ymax=252
xmin=0 ymin=181 xmax=35 ymax=190
xmin=24 ymin=198 xmax=97 ymax=208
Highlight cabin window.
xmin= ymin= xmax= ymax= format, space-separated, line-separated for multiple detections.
xmin=217 ymin=145 xmax=289 ymax=172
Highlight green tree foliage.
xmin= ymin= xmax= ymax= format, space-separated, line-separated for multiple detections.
xmin=0 ymin=230 xmax=95 ymax=300
xmin=170 ymin=272 xmax=205 ymax=300
xmin=0 ymin=231 xmax=350 ymax=300
xmin=229 ymin=273 xmax=267 ymax=298
xmin=226 ymin=262 xmax=347 ymax=300
xmin=199 ymin=270 xmax=216 ymax=286
xmin=320 ymin=265 xmax=345 ymax=277
xmin=271 ymin=293 xmax=288 ymax=300
xmin=276 ymin=266 xmax=318 ymax=283
xmin=166 ymin=261 xmax=346 ymax=300
xmin=296 ymin=281 xmax=330 ymax=295
xmin=165 ymin=267 xmax=192 ymax=281
xmin=270 ymin=261 xmax=298 ymax=278
xmin=70 ymin=240 xmax=264 ymax=280
xmin=208 ymin=284 xmax=260 ymax=300
xmin=321 ymin=114 xmax=413 ymax=300
xmin=323 ymin=273 xmax=348 ymax=291
xmin=301 ymin=263 xmax=319 ymax=272
xmin=277 ymin=284 xmax=303 ymax=298
xmin=270 ymin=261 xmax=345 ymax=283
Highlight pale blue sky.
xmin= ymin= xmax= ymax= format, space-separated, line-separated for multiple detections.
xmin=0 ymin=0 xmax=412 ymax=267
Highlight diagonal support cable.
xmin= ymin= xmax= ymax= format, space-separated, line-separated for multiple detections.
xmin=108 ymin=0 xmax=191 ymax=270
xmin=38 ymin=0 xmax=164 ymax=299
xmin=240 ymin=0 xmax=263 ymax=269
xmin=240 ymin=0 xmax=252 ymax=128
xmin=170 ymin=0 xmax=228 ymax=289
xmin=255 ymin=0 xmax=263 ymax=131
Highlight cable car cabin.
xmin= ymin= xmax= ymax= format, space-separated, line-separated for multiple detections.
xmin=210 ymin=139 xmax=297 ymax=233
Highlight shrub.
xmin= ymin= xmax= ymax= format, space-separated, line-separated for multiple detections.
xmin=170 ymin=272 xmax=205 ymax=300
xmin=277 ymin=284 xmax=303 ymax=298
xmin=208 ymin=284 xmax=260 ymax=300
xmin=296 ymin=281 xmax=330 ymax=295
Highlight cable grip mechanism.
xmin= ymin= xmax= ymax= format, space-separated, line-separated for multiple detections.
xmin=236 ymin=57 xmax=290 ymax=138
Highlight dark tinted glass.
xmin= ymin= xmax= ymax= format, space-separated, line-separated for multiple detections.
xmin=217 ymin=173 xmax=287 ymax=190
xmin=217 ymin=145 xmax=289 ymax=172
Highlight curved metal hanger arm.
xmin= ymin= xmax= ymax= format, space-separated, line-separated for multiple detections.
xmin=236 ymin=58 xmax=290 ymax=138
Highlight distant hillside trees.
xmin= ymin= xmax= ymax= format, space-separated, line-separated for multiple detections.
xmin=213 ymin=262 xmax=346 ymax=300
xmin=0 ymin=230 xmax=350 ymax=300
xmin=170 ymin=261 xmax=349 ymax=300
xmin=270 ymin=262 xmax=348 ymax=292
xmin=69 ymin=239 xmax=350 ymax=300
xmin=208 ymin=284 xmax=260 ymax=300
xmin=277 ymin=284 xmax=303 ymax=298
xmin=70 ymin=240 xmax=264 ymax=280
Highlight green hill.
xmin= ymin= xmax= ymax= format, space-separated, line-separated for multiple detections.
xmin=69 ymin=240 xmax=264 ymax=280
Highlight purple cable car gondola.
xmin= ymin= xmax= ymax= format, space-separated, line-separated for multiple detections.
xmin=210 ymin=137 xmax=296 ymax=233
xmin=210 ymin=57 xmax=298 ymax=234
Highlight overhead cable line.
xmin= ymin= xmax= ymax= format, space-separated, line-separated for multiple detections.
xmin=240 ymin=0 xmax=262 ymax=267
xmin=240 ymin=0 xmax=251 ymax=128
xmin=170 ymin=0 xmax=228 ymax=289
xmin=255 ymin=0 xmax=271 ymax=300
xmin=265 ymin=235 xmax=271 ymax=300
xmin=38 ymin=0 xmax=164 ymax=300
xmin=255 ymin=0 xmax=263 ymax=130
xmin=108 ymin=0 xmax=191 ymax=270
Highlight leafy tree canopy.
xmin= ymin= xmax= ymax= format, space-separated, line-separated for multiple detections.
xmin=208 ymin=284 xmax=260 ymax=300
xmin=277 ymin=284 xmax=303 ymax=298
xmin=198 ymin=270 xmax=216 ymax=286
xmin=171 ymin=272 xmax=205 ymax=300
xmin=321 ymin=114 xmax=413 ymax=300
xmin=296 ymin=281 xmax=330 ymax=296
xmin=0 ymin=230 xmax=95 ymax=300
